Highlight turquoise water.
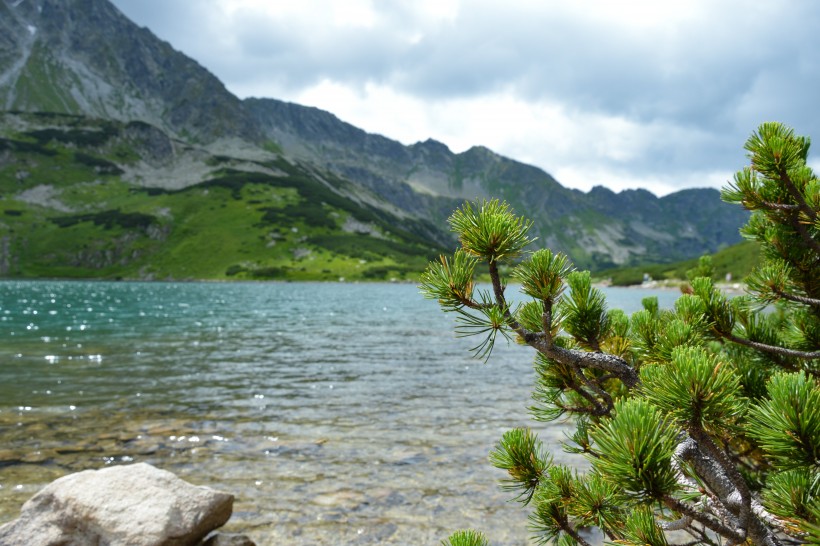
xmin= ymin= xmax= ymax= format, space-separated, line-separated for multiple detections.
xmin=0 ymin=281 xmax=680 ymax=545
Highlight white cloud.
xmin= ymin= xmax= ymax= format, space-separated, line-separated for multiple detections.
xmin=269 ymin=81 xmax=737 ymax=195
xmin=554 ymin=165 xmax=733 ymax=196
xmin=109 ymin=0 xmax=820 ymax=196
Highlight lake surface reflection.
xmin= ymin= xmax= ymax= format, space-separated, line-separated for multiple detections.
xmin=0 ymin=281 xmax=680 ymax=545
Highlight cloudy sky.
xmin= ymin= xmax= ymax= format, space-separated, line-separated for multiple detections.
xmin=109 ymin=0 xmax=820 ymax=196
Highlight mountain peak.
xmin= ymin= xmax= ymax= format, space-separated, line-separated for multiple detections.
xmin=1 ymin=0 xmax=260 ymax=143
xmin=411 ymin=138 xmax=451 ymax=155
xmin=0 ymin=0 xmax=750 ymax=272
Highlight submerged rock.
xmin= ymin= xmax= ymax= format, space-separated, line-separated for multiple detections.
xmin=0 ymin=462 xmax=238 ymax=546
xmin=202 ymin=533 xmax=257 ymax=546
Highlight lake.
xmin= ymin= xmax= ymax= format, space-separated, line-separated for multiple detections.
xmin=0 ymin=281 xmax=681 ymax=545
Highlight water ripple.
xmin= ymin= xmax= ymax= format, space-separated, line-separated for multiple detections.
xmin=0 ymin=280 xmax=678 ymax=545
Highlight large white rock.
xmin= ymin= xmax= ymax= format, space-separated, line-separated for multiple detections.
xmin=0 ymin=462 xmax=234 ymax=546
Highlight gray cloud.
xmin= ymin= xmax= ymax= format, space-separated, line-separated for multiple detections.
xmin=109 ymin=0 xmax=820 ymax=195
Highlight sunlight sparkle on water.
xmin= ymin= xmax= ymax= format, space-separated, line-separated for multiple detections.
xmin=0 ymin=280 xmax=683 ymax=544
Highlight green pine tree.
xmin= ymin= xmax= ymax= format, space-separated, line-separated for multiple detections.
xmin=421 ymin=122 xmax=819 ymax=546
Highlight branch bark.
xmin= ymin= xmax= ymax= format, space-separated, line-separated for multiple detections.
xmin=662 ymin=495 xmax=745 ymax=543
xmin=488 ymin=260 xmax=641 ymax=390
xmin=719 ymin=329 xmax=820 ymax=360
xmin=688 ymin=427 xmax=752 ymax=536
xmin=483 ymin=247 xmax=794 ymax=545
xmin=674 ymin=436 xmax=785 ymax=546
xmin=772 ymin=287 xmax=820 ymax=308
xmin=778 ymin=169 xmax=818 ymax=223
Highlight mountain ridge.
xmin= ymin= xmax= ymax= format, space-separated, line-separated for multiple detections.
xmin=1 ymin=0 xmax=261 ymax=143
xmin=0 ymin=0 xmax=750 ymax=278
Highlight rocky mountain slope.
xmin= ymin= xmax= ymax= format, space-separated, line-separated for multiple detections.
xmin=0 ymin=111 xmax=443 ymax=280
xmin=0 ymin=0 xmax=259 ymax=142
xmin=248 ymin=97 xmax=749 ymax=269
xmin=0 ymin=0 xmax=749 ymax=280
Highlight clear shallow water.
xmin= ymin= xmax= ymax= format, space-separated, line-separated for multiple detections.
xmin=0 ymin=281 xmax=680 ymax=545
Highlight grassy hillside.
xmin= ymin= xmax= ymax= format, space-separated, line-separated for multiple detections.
xmin=596 ymin=240 xmax=760 ymax=286
xmin=0 ymin=114 xmax=445 ymax=281
xmin=0 ymin=112 xmax=756 ymax=283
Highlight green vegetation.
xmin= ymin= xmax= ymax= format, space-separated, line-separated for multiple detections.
xmin=50 ymin=210 xmax=157 ymax=230
xmin=422 ymin=123 xmax=819 ymax=545
xmin=599 ymin=239 xmax=761 ymax=286
xmin=0 ymin=113 xmax=444 ymax=281
xmin=261 ymin=139 xmax=284 ymax=155
xmin=10 ymin=44 xmax=83 ymax=114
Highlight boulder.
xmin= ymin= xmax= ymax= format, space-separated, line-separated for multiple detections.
xmin=0 ymin=462 xmax=234 ymax=546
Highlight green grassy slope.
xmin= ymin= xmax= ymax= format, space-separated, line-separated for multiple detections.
xmin=0 ymin=114 xmax=445 ymax=281
xmin=596 ymin=240 xmax=761 ymax=286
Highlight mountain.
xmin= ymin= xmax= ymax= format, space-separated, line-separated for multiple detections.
xmin=0 ymin=0 xmax=749 ymax=280
xmin=0 ymin=110 xmax=444 ymax=280
xmin=245 ymin=98 xmax=748 ymax=269
xmin=0 ymin=0 xmax=259 ymax=142
xmin=600 ymin=240 xmax=761 ymax=286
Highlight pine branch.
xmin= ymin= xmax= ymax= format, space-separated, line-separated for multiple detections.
xmin=556 ymin=403 xmax=604 ymax=415
xmin=674 ymin=436 xmax=786 ymax=546
xmin=659 ymin=514 xmax=693 ymax=531
xmin=542 ymin=300 xmax=554 ymax=342
xmin=489 ymin=258 xmax=641 ymax=391
xmin=671 ymin=440 xmax=702 ymax=493
xmin=771 ymin=287 xmax=820 ymax=308
xmin=488 ymin=259 xmax=508 ymax=312
xmin=542 ymin=343 xmax=641 ymax=388
xmin=758 ymin=200 xmax=802 ymax=213
xmin=719 ymin=329 xmax=820 ymax=360
xmin=771 ymin=168 xmax=820 ymax=255
xmin=683 ymin=525 xmax=722 ymax=546
xmin=562 ymin=521 xmax=593 ymax=546
xmin=754 ymin=196 xmax=820 ymax=254
xmin=576 ymin=366 xmax=615 ymax=411
xmin=566 ymin=367 xmax=610 ymax=416
xmin=427 ymin=172 xmax=816 ymax=545
xmin=687 ymin=427 xmax=752 ymax=536
xmin=596 ymin=373 xmax=620 ymax=382
xmin=778 ymin=169 xmax=818 ymax=223
xmin=789 ymin=213 xmax=820 ymax=255
xmin=662 ymin=495 xmax=745 ymax=543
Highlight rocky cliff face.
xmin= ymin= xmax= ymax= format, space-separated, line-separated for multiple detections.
xmin=246 ymin=97 xmax=748 ymax=268
xmin=0 ymin=0 xmax=750 ymax=271
xmin=0 ymin=0 xmax=260 ymax=143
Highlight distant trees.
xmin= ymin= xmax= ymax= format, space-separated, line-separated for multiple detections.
xmin=421 ymin=122 xmax=819 ymax=546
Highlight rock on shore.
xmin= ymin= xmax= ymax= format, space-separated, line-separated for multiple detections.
xmin=0 ymin=462 xmax=245 ymax=546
